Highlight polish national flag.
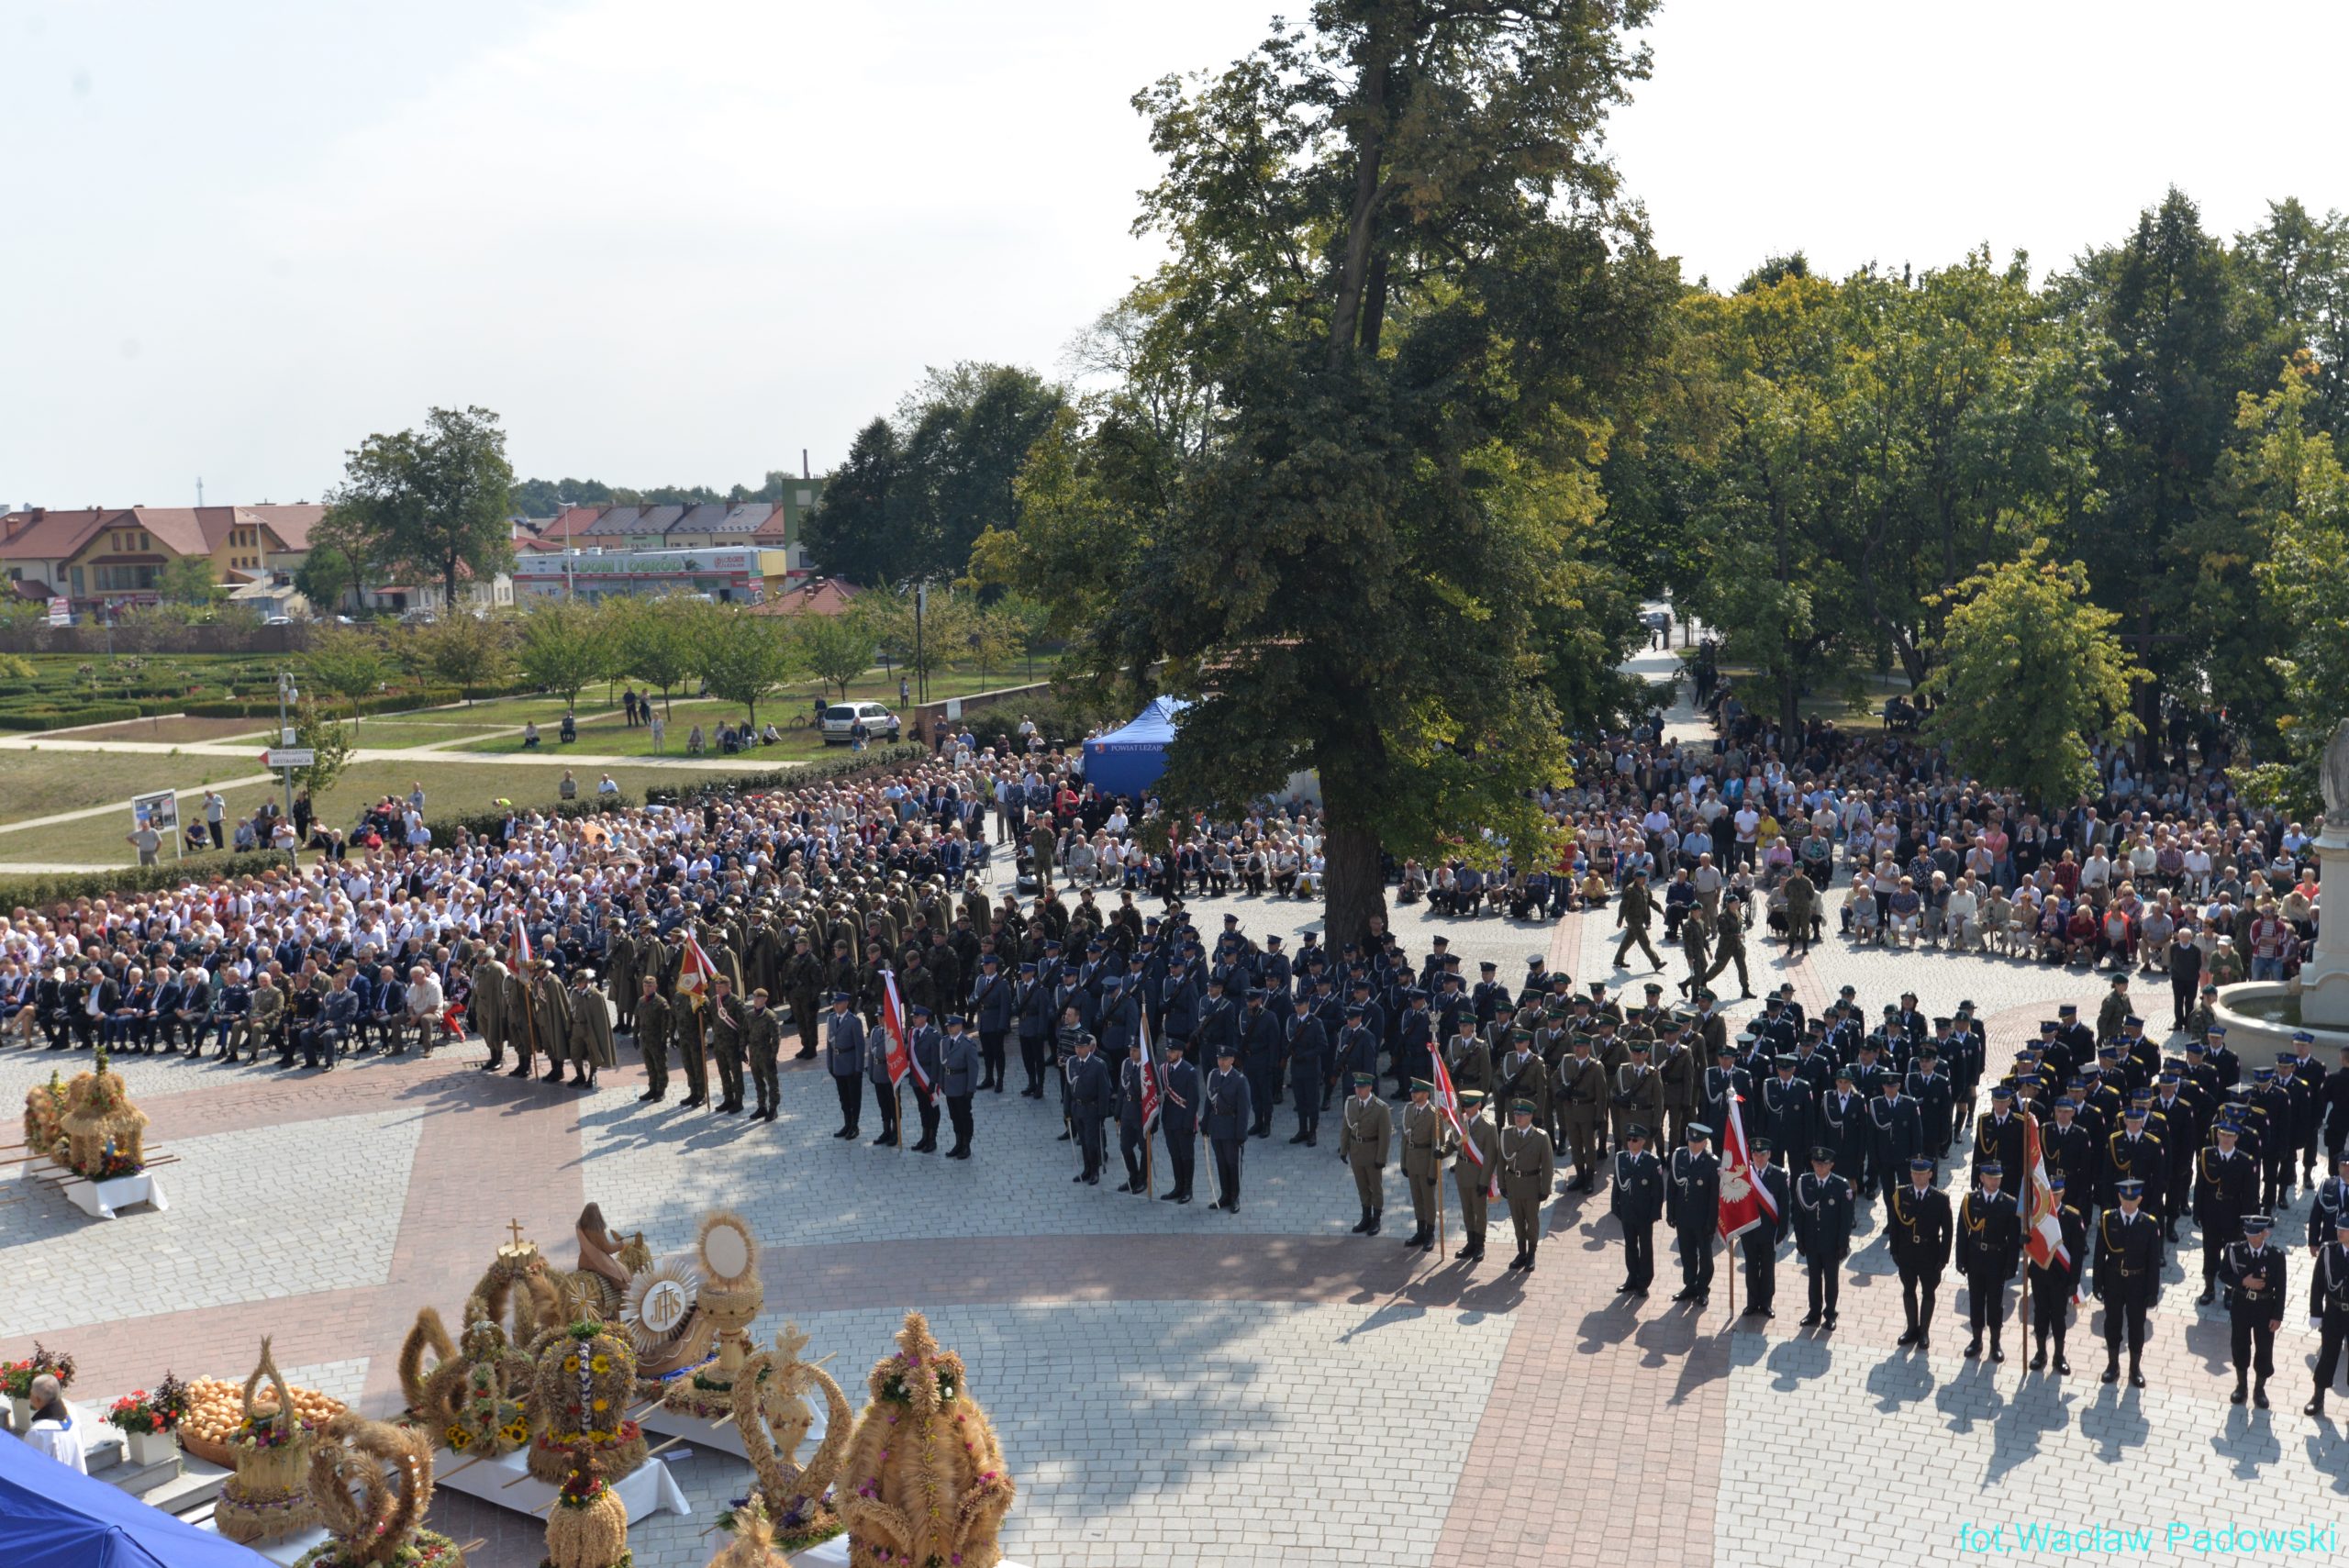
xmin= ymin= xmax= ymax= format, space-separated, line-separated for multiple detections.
xmin=509 ymin=920 xmax=533 ymax=970
xmin=1136 ymin=1007 xmax=1163 ymax=1133
xmin=1430 ymin=1047 xmax=1495 ymax=1199
xmin=674 ymin=931 xmax=716 ymax=1005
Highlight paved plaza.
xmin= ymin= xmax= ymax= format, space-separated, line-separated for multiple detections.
xmin=7 ymin=651 xmax=2347 ymax=1566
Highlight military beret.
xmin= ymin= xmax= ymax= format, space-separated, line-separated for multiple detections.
xmin=1810 ymin=1146 xmax=1836 ymax=1162
xmin=1909 ymin=1155 xmax=1935 ymax=1172
xmin=1624 ymin=1124 xmax=1650 ymax=1140
xmin=2114 ymin=1178 xmax=2144 ymax=1195
xmin=1686 ymin=1123 xmax=1712 ymax=1140
xmin=1353 ymin=1073 xmax=1376 ymax=1086
xmin=1976 ymin=1162 xmax=2003 ymax=1176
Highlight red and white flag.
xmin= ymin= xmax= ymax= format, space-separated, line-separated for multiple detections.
xmin=1430 ymin=1047 xmax=1495 ymax=1198
xmin=883 ymin=971 xmax=928 ymax=1098
xmin=1716 ymin=1092 xmax=1777 ymax=1241
xmin=674 ymin=931 xmax=717 ymax=1005
xmin=2021 ymin=1110 xmax=2072 ymax=1270
xmin=1136 ymin=1007 xmax=1163 ymax=1133
xmin=509 ymin=920 xmax=533 ymax=970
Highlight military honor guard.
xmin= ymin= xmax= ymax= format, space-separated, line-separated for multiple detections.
xmin=2193 ymin=1119 xmax=2258 ymax=1303
xmin=1287 ymin=994 xmax=1328 ymax=1145
xmin=1737 ymin=1137 xmax=1789 ymax=1318
xmin=1888 ymin=1155 xmax=1953 ymax=1351
xmin=941 ymin=1013 xmax=981 ymax=1158
xmin=1453 ymin=1088 xmax=1502 ymax=1263
xmin=1340 ymin=1073 xmax=1392 ymax=1236
xmin=1116 ymin=1036 xmax=1155 ymax=1192
xmin=1793 ymin=1145 xmax=1853 ymax=1328
xmin=743 ymin=986 xmax=783 ymax=1121
xmin=1669 ymin=1123 xmax=1720 ymax=1307
xmin=1554 ymin=1036 xmax=1608 ymax=1192
xmin=2217 ymin=1212 xmax=2287 ymax=1407
xmin=1500 ymin=1098 xmax=1555 ymax=1271
xmin=2095 ymin=1178 xmax=2163 ymax=1387
xmin=633 ymin=975 xmax=671 ymax=1103
xmin=1612 ymin=1125 xmax=1664 ymax=1295
xmin=1400 ymin=1078 xmax=1457 ymax=1252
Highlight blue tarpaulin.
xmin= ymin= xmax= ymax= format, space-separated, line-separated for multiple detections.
xmin=1082 ymin=695 xmax=1190 ymax=799
xmin=0 ymin=1424 xmax=268 ymax=1568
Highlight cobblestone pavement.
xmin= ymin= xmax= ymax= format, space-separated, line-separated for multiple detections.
xmin=11 ymin=667 xmax=2349 ymax=1563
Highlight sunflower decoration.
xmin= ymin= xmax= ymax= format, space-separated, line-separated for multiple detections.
xmin=526 ymin=1319 xmax=649 ymax=1485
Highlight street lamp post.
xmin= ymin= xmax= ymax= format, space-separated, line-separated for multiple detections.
xmin=276 ymin=669 xmax=299 ymax=862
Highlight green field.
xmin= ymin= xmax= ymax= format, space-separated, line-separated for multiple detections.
xmin=12 ymin=757 xmax=795 ymax=866
xmin=340 ymin=720 xmax=518 ymax=750
xmin=0 ymin=750 xmax=266 ymax=829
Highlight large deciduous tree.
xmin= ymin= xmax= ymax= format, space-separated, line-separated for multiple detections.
xmin=691 ymin=606 xmax=801 ymax=728
xmin=329 ymin=406 xmax=518 ymax=612
xmin=516 ymin=599 xmax=606 ymax=713
xmin=1008 ymin=1 xmax=1669 ymax=945
xmin=1922 ymin=545 xmax=2143 ymax=807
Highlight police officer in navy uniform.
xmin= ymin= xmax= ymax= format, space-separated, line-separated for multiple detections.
xmin=1286 ymin=993 xmax=1327 ymax=1146
xmin=825 ymin=991 xmax=866 ymax=1138
xmin=1241 ymin=987 xmax=1284 ymax=1137
xmin=941 ymin=1014 xmax=981 ymax=1160
xmin=1016 ymin=960 xmax=1053 ymax=1096
xmin=1064 ymin=1030 xmax=1112 ymax=1184
xmin=906 ymin=1005 xmax=944 ymax=1151
xmin=1206 ymin=1042 xmax=1252 ymax=1211
xmin=1958 ymin=1162 xmax=2022 ymax=1362
xmin=1887 ymin=1154 xmax=1953 ymax=1351
xmin=1793 ymin=1144 xmax=1854 ymax=1329
xmin=1669 ymin=1123 xmax=1721 ymax=1308
xmin=2218 ymin=1212 xmax=2287 ymax=1408
xmin=1116 ymin=1037 xmax=1155 ymax=1195
xmin=1611 ymin=1124 xmax=1664 ymax=1295
xmin=1157 ymin=1039 xmax=1200 ymax=1203
xmin=2096 ymin=1177 xmax=2162 ymax=1387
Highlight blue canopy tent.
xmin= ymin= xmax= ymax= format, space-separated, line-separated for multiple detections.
xmin=1082 ymin=696 xmax=1190 ymax=799
xmin=0 ymin=1426 xmax=268 ymax=1568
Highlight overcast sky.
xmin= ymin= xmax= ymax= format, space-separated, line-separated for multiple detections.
xmin=6 ymin=0 xmax=2344 ymax=509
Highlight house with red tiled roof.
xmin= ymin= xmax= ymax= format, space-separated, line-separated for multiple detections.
xmin=750 ymin=574 xmax=861 ymax=617
xmin=0 ymin=504 xmax=301 ymax=605
xmin=540 ymin=505 xmax=607 ymax=543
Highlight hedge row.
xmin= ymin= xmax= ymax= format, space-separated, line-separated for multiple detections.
xmin=0 ymin=703 xmax=147 ymax=731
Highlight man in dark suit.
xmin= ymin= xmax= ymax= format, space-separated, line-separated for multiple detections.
xmin=1206 ymin=1043 xmax=1253 ymax=1211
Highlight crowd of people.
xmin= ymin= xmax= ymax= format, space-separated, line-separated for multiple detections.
xmin=5 ymin=670 xmax=2345 ymax=1417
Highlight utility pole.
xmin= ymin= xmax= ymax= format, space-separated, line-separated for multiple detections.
xmin=196 ymin=476 xmax=204 ymax=506
xmin=914 ymin=581 xmax=928 ymax=706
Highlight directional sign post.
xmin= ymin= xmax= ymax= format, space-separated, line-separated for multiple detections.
xmin=261 ymin=748 xmax=317 ymax=769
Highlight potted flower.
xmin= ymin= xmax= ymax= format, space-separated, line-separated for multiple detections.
xmin=107 ymin=1373 xmax=188 ymax=1466
xmin=1 ymin=1359 xmax=34 ymax=1433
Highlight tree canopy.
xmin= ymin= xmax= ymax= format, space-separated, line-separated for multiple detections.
xmin=329 ymin=406 xmax=517 ymax=611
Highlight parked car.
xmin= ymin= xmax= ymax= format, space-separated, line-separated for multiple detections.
xmin=818 ymin=701 xmax=902 ymax=745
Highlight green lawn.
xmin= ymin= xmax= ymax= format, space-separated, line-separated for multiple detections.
xmin=0 ymin=750 xmax=267 ymax=829
xmin=342 ymin=720 xmax=518 ymax=750
xmin=18 ymin=757 xmax=791 ymax=866
xmin=386 ymin=693 xmax=622 ymax=726
xmin=452 ymin=716 xmax=832 ymax=762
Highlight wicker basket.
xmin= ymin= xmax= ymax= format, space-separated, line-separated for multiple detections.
xmin=216 ymin=1340 xmax=317 ymax=1543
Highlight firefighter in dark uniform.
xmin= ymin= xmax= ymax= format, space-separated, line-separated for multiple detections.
xmin=1957 ymin=1162 xmax=2022 ymax=1362
xmin=2192 ymin=1118 xmax=2258 ymax=1305
xmin=2102 ymin=1104 xmax=2166 ymax=1234
xmin=1737 ymin=1135 xmax=1789 ymax=1319
xmin=2308 ymin=1212 xmax=2349 ymax=1418
xmin=1888 ymin=1154 xmax=1954 ymax=1352
xmin=1907 ymin=1044 xmax=1955 ymax=1162
xmin=2038 ymin=1095 xmax=2097 ymax=1220
xmin=2095 ymin=1178 xmax=2163 ymax=1387
xmin=1973 ymin=1084 xmax=2027 ymax=1184
xmin=2217 ymin=1212 xmax=2287 ymax=1408
xmin=1758 ymin=1056 xmax=1813 ymax=1173
xmin=1205 ymin=1042 xmax=1252 ymax=1211
xmin=1866 ymin=1068 xmax=1923 ymax=1198
xmin=2029 ymin=1173 xmax=2088 ymax=1374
